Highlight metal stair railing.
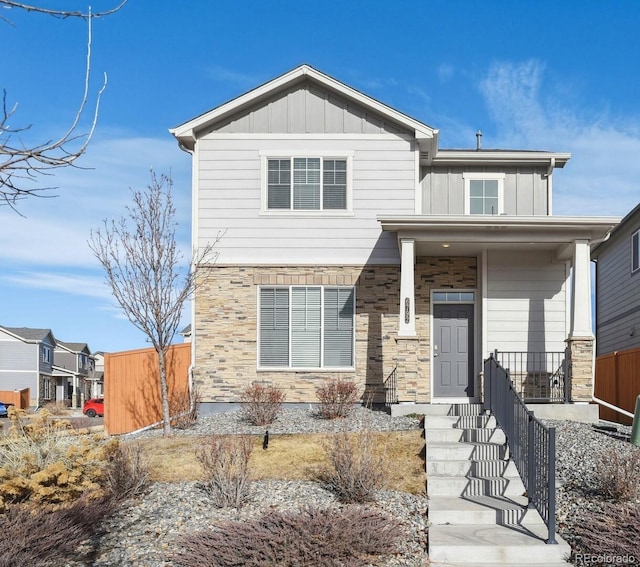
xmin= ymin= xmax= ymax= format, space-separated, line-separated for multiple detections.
xmin=483 ymin=353 xmax=557 ymax=544
xmin=384 ymin=366 xmax=398 ymax=407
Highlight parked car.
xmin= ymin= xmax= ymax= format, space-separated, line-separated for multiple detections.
xmin=0 ymin=401 xmax=14 ymax=418
xmin=83 ymin=398 xmax=104 ymax=418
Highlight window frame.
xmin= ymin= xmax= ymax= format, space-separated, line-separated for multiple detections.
xmin=260 ymin=151 xmax=354 ymax=215
xmin=42 ymin=345 xmax=51 ymax=363
xmin=463 ymin=172 xmax=505 ymax=215
xmin=257 ymin=285 xmax=356 ymax=371
xmin=632 ymin=229 xmax=640 ymax=274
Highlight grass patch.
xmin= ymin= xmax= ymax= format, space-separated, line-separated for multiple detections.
xmin=131 ymin=430 xmax=425 ymax=495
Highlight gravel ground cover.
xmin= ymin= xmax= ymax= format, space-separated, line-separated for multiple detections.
xmin=56 ymin=408 xmax=639 ymax=566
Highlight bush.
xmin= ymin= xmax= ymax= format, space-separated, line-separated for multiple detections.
xmin=0 ymin=409 xmax=112 ymax=509
xmin=196 ymin=434 xmax=253 ymax=508
xmin=0 ymin=493 xmax=116 ymax=567
xmin=239 ymin=383 xmax=285 ymax=426
xmin=570 ymin=501 xmax=640 ymax=563
xmin=103 ymin=441 xmax=150 ymax=501
xmin=316 ymin=378 xmax=359 ymax=419
xmin=595 ymin=448 xmax=640 ymax=501
xmin=170 ymin=384 xmax=201 ymax=430
xmin=173 ymin=505 xmax=404 ymax=567
xmin=313 ymin=429 xmax=386 ymax=503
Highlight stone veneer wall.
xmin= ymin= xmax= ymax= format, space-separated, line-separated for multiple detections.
xmin=193 ymin=257 xmax=477 ymax=404
xmin=567 ymin=337 xmax=595 ymax=402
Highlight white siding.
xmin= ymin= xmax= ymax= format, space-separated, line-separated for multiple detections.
xmin=196 ymin=135 xmax=416 ymax=265
xmin=486 ymin=250 xmax=568 ymax=355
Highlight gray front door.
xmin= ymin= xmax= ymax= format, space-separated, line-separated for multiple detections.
xmin=433 ymin=304 xmax=474 ymax=398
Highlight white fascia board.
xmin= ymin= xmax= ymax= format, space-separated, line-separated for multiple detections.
xmin=432 ymin=150 xmax=571 ymax=167
xmin=170 ymin=65 xmax=437 ymax=146
xmin=377 ymin=215 xmax=622 ymax=242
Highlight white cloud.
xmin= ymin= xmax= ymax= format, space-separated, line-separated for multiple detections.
xmin=477 ymin=60 xmax=640 ymax=217
xmin=0 ymin=133 xmax=192 ymax=267
xmin=1 ymin=270 xmax=112 ymax=301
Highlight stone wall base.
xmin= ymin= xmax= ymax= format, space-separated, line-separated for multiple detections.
xmin=566 ymin=336 xmax=595 ymax=402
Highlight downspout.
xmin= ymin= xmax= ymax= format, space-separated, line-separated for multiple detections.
xmin=542 ymin=157 xmax=555 ymax=215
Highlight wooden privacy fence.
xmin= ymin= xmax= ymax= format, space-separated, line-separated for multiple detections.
xmin=595 ymin=347 xmax=640 ymax=425
xmin=104 ymin=343 xmax=190 ymax=435
xmin=0 ymin=388 xmax=30 ymax=409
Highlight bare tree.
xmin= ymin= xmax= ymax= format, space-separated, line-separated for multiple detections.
xmin=0 ymin=1 xmax=127 ymax=209
xmin=89 ymin=171 xmax=219 ymax=436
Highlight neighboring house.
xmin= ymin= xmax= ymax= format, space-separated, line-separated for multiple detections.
xmin=0 ymin=326 xmax=57 ymax=407
xmin=592 ymin=202 xmax=640 ymax=356
xmin=88 ymin=351 xmax=105 ymax=399
xmin=179 ymin=325 xmax=192 ymax=343
xmin=53 ymin=341 xmax=94 ymax=408
xmin=170 ymin=64 xmax=620 ymax=415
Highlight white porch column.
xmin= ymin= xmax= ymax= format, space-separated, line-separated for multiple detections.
xmin=398 ymin=238 xmax=416 ymax=337
xmin=570 ymin=239 xmax=594 ymax=338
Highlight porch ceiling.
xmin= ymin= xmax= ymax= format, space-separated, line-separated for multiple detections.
xmin=378 ymin=215 xmax=621 ymax=260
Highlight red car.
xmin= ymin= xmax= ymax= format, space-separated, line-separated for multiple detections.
xmin=83 ymin=398 xmax=104 ymax=418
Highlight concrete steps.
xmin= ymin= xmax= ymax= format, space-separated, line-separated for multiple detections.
xmin=425 ymin=403 xmax=570 ymax=565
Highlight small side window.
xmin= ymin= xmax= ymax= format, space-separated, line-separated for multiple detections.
xmin=632 ymin=230 xmax=639 ymax=273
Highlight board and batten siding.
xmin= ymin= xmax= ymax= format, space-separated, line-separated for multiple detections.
xmin=208 ymin=83 xmax=413 ymax=137
xmin=421 ymin=166 xmax=549 ymax=216
xmin=485 ymin=250 xmax=568 ymax=355
xmin=595 ymin=218 xmax=640 ymax=355
xmin=196 ymin=135 xmax=416 ymax=265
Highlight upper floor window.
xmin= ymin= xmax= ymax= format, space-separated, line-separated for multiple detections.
xmin=258 ymin=286 xmax=355 ymax=369
xmin=42 ymin=346 xmax=51 ymax=363
xmin=463 ymin=173 xmax=505 ymax=215
xmin=79 ymin=354 xmax=88 ymax=370
xmin=632 ymin=229 xmax=639 ymax=273
xmin=263 ymin=153 xmax=352 ymax=213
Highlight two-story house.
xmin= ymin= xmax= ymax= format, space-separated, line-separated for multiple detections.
xmin=53 ymin=341 xmax=94 ymax=408
xmin=0 ymin=326 xmax=56 ymax=407
xmin=170 ymin=65 xmax=620 ymax=417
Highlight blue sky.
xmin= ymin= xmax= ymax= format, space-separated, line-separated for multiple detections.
xmin=1 ymin=0 xmax=640 ymax=353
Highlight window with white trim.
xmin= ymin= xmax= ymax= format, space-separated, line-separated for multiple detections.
xmin=42 ymin=345 xmax=51 ymax=363
xmin=43 ymin=378 xmax=51 ymax=400
xmin=633 ymin=229 xmax=639 ymax=273
xmin=259 ymin=286 xmax=355 ymax=369
xmin=463 ymin=173 xmax=505 ymax=215
xmin=266 ymin=157 xmax=348 ymax=211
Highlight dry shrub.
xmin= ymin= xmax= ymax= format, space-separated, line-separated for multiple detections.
xmin=0 ymin=409 xmax=112 ymax=509
xmin=316 ymin=378 xmax=359 ymax=419
xmin=170 ymin=384 xmax=202 ymax=430
xmin=41 ymin=400 xmax=68 ymax=415
xmin=103 ymin=441 xmax=150 ymax=501
xmin=239 ymin=383 xmax=285 ymax=426
xmin=197 ymin=434 xmax=253 ymax=508
xmin=595 ymin=448 xmax=640 ymax=501
xmin=0 ymin=493 xmax=116 ymax=567
xmin=570 ymin=501 xmax=640 ymax=563
xmin=173 ymin=505 xmax=403 ymax=567
xmin=313 ymin=429 xmax=386 ymax=503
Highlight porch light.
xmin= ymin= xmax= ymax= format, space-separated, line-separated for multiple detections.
xmin=442 ymin=243 xmax=450 ymax=248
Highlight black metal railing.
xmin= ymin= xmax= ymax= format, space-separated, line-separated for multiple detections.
xmin=494 ymin=349 xmax=568 ymax=403
xmin=483 ymin=354 xmax=557 ymax=544
xmin=384 ymin=366 xmax=398 ymax=407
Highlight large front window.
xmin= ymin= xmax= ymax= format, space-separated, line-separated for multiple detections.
xmin=266 ymin=157 xmax=348 ymax=211
xmin=259 ymin=286 xmax=355 ymax=369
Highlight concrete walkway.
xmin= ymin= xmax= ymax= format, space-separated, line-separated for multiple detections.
xmin=425 ymin=404 xmax=571 ymax=566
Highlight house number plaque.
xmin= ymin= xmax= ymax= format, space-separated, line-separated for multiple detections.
xmin=404 ymin=298 xmax=410 ymax=324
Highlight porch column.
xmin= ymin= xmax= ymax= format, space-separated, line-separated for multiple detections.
xmin=570 ymin=239 xmax=593 ymax=338
xmin=567 ymin=239 xmax=594 ymax=402
xmin=398 ymin=238 xmax=416 ymax=337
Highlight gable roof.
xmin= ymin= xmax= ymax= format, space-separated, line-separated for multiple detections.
xmin=170 ymin=64 xmax=439 ymax=152
xmin=591 ymin=201 xmax=640 ymax=258
xmin=56 ymin=341 xmax=91 ymax=354
xmin=1 ymin=326 xmax=55 ymax=343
